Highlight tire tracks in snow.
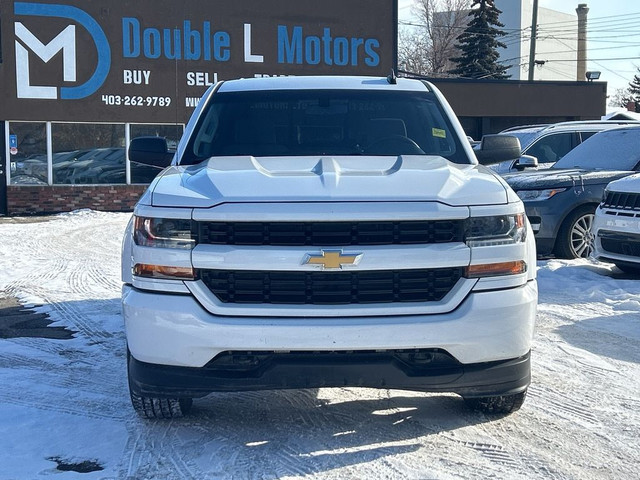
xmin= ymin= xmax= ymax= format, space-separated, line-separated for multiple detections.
xmin=4 ymin=265 xmax=119 ymax=351
xmin=450 ymin=416 xmax=570 ymax=480
xmin=120 ymin=420 xmax=204 ymax=480
xmin=459 ymin=441 xmax=519 ymax=467
xmin=0 ymin=385 xmax=128 ymax=421
xmin=118 ymin=389 xmax=368 ymax=479
xmin=528 ymin=384 xmax=599 ymax=425
xmin=0 ymin=344 xmax=127 ymax=422
xmin=8 ymin=283 xmax=119 ymax=352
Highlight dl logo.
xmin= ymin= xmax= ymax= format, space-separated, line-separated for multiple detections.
xmin=14 ymin=2 xmax=110 ymax=99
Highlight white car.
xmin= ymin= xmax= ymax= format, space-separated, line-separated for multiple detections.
xmin=122 ymin=75 xmax=537 ymax=418
xmin=593 ymin=173 xmax=640 ymax=273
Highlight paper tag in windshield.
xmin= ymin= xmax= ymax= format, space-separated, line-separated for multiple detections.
xmin=432 ymin=128 xmax=447 ymax=139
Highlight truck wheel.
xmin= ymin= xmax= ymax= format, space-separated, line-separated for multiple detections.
xmin=127 ymin=348 xmax=192 ymax=418
xmin=129 ymin=391 xmax=193 ymax=419
xmin=464 ymin=389 xmax=527 ymax=415
xmin=554 ymin=205 xmax=596 ymax=259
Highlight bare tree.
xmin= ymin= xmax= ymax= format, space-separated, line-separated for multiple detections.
xmin=398 ymin=27 xmax=430 ymax=75
xmin=399 ymin=0 xmax=471 ymax=77
xmin=607 ymin=88 xmax=629 ymax=110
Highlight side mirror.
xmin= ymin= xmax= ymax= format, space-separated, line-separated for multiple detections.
xmin=514 ymin=155 xmax=539 ymax=171
xmin=474 ymin=135 xmax=521 ymax=166
xmin=128 ymin=136 xmax=174 ymax=168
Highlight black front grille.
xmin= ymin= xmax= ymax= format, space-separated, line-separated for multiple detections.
xmin=600 ymin=231 xmax=640 ymax=257
xmin=602 ymin=191 xmax=640 ymax=211
xmin=195 ymin=220 xmax=464 ymax=246
xmin=199 ymin=268 xmax=464 ymax=305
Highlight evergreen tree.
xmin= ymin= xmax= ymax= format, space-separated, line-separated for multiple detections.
xmin=621 ymin=69 xmax=640 ymax=112
xmin=449 ymin=0 xmax=511 ymax=79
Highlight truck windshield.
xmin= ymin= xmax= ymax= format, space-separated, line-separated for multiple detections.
xmin=183 ymin=89 xmax=469 ymax=164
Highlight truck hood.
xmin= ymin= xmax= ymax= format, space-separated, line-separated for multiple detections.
xmin=503 ymin=168 xmax=633 ymax=190
xmin=148 ymin=156 xmax=509 ymax=208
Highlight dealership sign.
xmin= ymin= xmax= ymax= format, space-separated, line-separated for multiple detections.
xmin=0 ymin=0 xmax=397 ymax=123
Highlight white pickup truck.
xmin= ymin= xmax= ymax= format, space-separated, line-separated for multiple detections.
xmin=122 ymin=75 xmax=537 ymax=418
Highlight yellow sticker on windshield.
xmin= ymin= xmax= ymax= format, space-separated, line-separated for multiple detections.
xmin=432 ymin=128 xmax=447 ymax=138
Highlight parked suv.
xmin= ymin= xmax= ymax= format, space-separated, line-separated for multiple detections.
xmin=122 ymin=75 xmax=537 ymax=418
xmin=490 ymin=121 xmax=640 ymax=174
xmin=593 ymin=173 xmax=640 ymax=273
xmin=504 ymin=126 xmax=640 ymax=258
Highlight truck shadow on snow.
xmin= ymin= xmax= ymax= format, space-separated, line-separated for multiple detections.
xmin=128 ymin=389 xmax=501 ymax=477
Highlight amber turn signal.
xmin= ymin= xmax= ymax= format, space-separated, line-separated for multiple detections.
xmin=133 ymin=263 xmax=195 ymax=280
xmin=465 ymin=261 xmax=527 ymax=278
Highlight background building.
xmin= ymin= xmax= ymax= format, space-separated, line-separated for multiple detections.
xmin=496 ymin=0 xmax=579 ymax=82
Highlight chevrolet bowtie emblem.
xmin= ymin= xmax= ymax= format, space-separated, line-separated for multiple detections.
xmin=304 ymin=250 xmax=363 ymax=270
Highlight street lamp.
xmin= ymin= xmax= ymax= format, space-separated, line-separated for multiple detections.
xmin=585 ymin=71 xmax=601 ymax=82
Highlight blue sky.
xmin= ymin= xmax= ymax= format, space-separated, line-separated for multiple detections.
xmin=539 ymin=0 xmax=640 ymax=91
xmin=399 ymin=0 xmax=640 ymax=93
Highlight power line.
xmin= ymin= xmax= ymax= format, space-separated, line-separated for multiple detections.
xmin=540 ymin=56 xmax=640 ymax=62
xmin=398 ymin=19 xmax=526 ymax=33
xmin=530 ymin=11 xmax=640 ymax=28
xmin=533 ymin=44 xmax=640 ymax=56
xmin=540 ymin=65 xmax=575 ymax=81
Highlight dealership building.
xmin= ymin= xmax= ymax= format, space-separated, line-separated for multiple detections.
xmin=0 ymin=0 xmax=606 ymax=215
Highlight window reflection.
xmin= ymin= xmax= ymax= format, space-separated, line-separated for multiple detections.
xmin=9 ymin=122 xmax=47 ymax=185
xmin=51 ymin=123 xmax=125 ymax=184
xmin=8 ymin=122 xmax=183 ymax=185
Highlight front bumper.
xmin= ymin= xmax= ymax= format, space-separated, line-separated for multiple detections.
xmin=128 ymin=348 xmax=531 ymax=399
xmin=123 ymin=280 xmax=537 ymax=396
xmin=593 ymin=206 xmax=640 ymax=265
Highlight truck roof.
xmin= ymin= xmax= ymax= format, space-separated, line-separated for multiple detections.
xmin=217 ymin=75 xmax=432 ymax=93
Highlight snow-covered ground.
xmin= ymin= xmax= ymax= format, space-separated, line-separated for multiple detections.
xmin=0 ymin=210 xmax=638 ymax=479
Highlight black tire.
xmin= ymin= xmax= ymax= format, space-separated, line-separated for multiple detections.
xmin=126 ymin=348 xmax=193 ymax=419
xmin=464 ymin=389 xmax=527 ymax=415
xmin=554 ymin=205 xmax=596 ymax=259
xmin=129 ymin=391 xmax=193 ymax=419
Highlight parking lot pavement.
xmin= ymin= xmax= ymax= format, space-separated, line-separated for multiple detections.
xmin=0 ymin=295 xmax=74 ymax=339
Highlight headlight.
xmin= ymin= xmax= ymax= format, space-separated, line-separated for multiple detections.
xmin=465 ymin=213 xmax=526 ymax=246
xmin=133 ymin=216 xmax=195 ymax=249
xmin=515 ymin=188 xmax=566 ymax=202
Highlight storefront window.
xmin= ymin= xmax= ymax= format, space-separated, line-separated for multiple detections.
xmin=8 ymin=122 xmax=47 ymax=185
xmin=51 ymin=123 xmax=125 ymax=184
xmin=129 ymin=124 xmax=183 ymax=184
xmin=8 ymin=122 xmax=184 ymax=186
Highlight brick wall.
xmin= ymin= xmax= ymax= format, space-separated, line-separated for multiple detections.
xmin=7 ymin=185 xmax=148 ymax=215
